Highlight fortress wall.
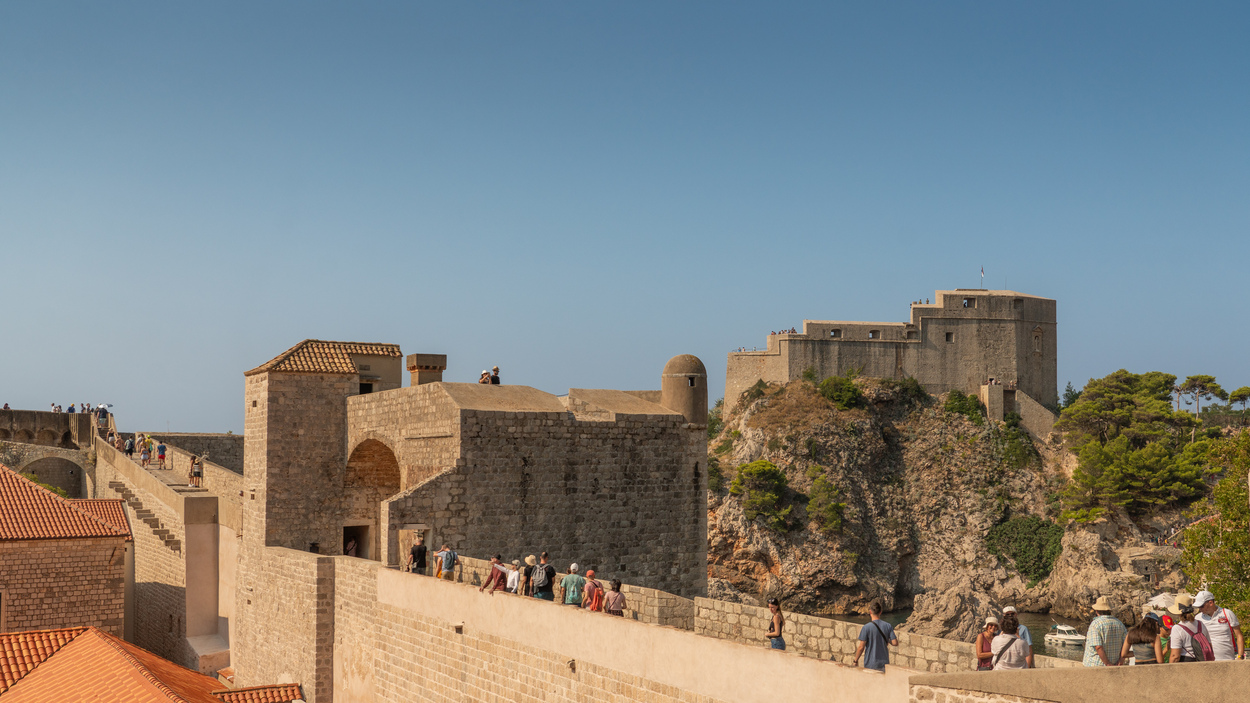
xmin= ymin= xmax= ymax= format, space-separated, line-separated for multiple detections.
xmin=380 ymin=408 xmax=706 ymax=598
xmin=0 ymin=536 xmax=126 ymax=636
xmin=1014 ymin=389 xmax=1058 ymax=441
xmin=725 ymin=350 xmax=785 ymax=409
xmin=158 ymin=443 xmax=242 ymax=531
xmin=147 ymin=433 xmax=244 ymax=474
xmin=0 ymin=440 xmax=92 ymax=497
xmin=346 ymin=384 xmax=460 ymax=493
xmin=234 ymin=547 xmax=336 ymax=703
xmin=694 ymin=598 xmax=1079 ymax=674
xmin=93 ymin=440 xmax=195 ymax=666
xmin=373 ymin=565 xmax=912 ymax=703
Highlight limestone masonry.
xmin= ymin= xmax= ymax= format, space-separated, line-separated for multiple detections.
xmin=726 ymin=289 xmax=1057 ymax=409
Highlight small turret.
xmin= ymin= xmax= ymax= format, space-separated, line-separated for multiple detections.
xmin=660 ymin=355 xmax=707 ymax=424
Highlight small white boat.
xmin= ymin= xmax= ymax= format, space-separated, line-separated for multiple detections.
xmin=1044 ymin=624 xmax=1087 ymax=647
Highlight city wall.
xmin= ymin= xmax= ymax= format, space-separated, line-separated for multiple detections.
xmin=92 ymin=438 xmax=225 ymax=672
xmin=0 ymin=440 xmax=93 ymax=497
xmin=149 ymin=432 xmax=245 ymax=474
xmin=909 ymin=659 xmax=1250 ymax=703
xmin=0 ymin=408 xmax=95 ymax=449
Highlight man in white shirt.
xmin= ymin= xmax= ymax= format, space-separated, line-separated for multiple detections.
xmin=1194 ymin=590 xmax=1244 ymax=660
xmin=1002 ymin=606 xmax=1034 ymax=668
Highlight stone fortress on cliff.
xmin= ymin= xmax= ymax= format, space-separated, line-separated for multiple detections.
xmin=726 ymin=289 xmax=1059 ymax=438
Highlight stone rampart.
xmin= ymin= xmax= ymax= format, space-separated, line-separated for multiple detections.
xmin=149 ymin=433 xmax=244 ymax=474
xmin=0 ymin=440 xmax=92 ymax=497
xmin=0 ymin=408 xmax=95 ymax=449
xmin=158 ymin=441 xmax=243 ymax=531
xmin=694 ymin=598 xmax=1079 ymax=673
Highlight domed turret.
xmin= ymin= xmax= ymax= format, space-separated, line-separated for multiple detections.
xmin=660 ymin=354 xmax=707 ymax=424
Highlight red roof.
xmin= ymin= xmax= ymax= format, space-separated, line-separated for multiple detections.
xmin=72 ymin=499 xmax=133 ymax=542
xmin=0 ymin=464 xmax=130 ymax=541
xmin=215 ymin=684 xmax=305 ymax=702
xmin=0 ymin=628 xmax=302 ymax=703
xmin=245 ymin=339 xmax=400 ymax=376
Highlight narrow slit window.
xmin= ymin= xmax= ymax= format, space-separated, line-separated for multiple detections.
xmin=830 ymin=329 xmax=841 ymax=338
xmin=868 ymin=330 xmax=880 ymax=339
xmin=945 ymin=332 xmax=954 ymax=343
xmin=962 ymin=298 xmax=976 ymax=308
xmin=688 ymin=377 xmax=695 ymax=387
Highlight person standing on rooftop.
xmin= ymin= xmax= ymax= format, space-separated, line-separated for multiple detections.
xmin=490 ymin=366 xmax=501 ymax=384
xmin=853 ymin=601 xmax=898 ymax=670
xmin=560 ymin=564 xmax=585 ymax=606
xmin=478 ymin=370 xmax=491 ymax=384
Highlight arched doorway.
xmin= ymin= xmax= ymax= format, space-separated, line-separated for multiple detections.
xmin=20 ymin=457 xmax=84 ymax=498
xmin=343 ymin=439 xmax=401 ymax=561
xmin=35 ymin=429 xmax=58 ymax=447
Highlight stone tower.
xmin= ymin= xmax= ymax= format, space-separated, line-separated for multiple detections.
xmin=660 ymin=354 xmax=708 ymax=424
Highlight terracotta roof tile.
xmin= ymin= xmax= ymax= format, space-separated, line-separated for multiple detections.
xmin=1 ymin=627 xmax=300 ymax=703
xmin=244 ymin=339 xmax=400 ymax=376
xmin=213 ymin=684 xmax=304 ymax=702
xmin=71 ymin=499 xmax=133 ymax=541
xmin=0 ymin=464 xmax=131 ymax=541
xmin=0 ymin=627 xmax=87 ymax=693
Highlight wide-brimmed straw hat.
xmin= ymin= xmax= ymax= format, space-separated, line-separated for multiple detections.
xmin=1168 ymin=593 xmax=1195 ymax=615
xmin=525 ymin=555 xmax=537 ymax=566
xmin=985 ymin=616 xmax=999 ymax=626
xmin=1092 ymin=596 xmax=1113 ymax=612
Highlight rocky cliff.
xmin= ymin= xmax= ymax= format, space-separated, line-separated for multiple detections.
xmin=707 ymin=378 xmax=1185 ymax=641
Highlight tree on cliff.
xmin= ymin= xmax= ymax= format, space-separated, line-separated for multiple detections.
xmin=1182 ymin=432 xmax=1250 ymax=619
xmin=1229 ymin=386 xmax=1250 ymax=413
xmin=1179 ymin=375 xmax=1228 ymax=416
xmin=1057 ymin=370 xmax=1213 ymax=522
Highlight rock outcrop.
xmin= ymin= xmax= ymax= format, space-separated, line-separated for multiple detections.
xmin=707 ymin=378 xmax=1186 ymax=640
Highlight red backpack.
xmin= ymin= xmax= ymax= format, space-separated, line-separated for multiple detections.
xmin=1176 ymin=621 xmax=1215 ymax=662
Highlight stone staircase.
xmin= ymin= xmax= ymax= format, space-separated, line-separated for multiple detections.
xmin=108 ymin=480 xmax=182 ymax=554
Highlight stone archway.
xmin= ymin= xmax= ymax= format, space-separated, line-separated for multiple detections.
xmin=342 ymin=439 xmax=401 ymax=561
xmin=346 ymin=439 xmax=401 ymax=492
xmin=19 ymin=457 xmax=85 ymax=498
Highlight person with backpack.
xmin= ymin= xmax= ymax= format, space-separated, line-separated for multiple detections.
xmin=1083 ymin=596 xmax=1127 ymax=666
xmin=124 ymin=437 xmax=134 ymax=458
xmin=991 ymin=612 xmax=1030 ymax=670
xmin=434 ymin=544 xmax=458 ymax=582
xmin=582 ymin=569 xmax=603 ymax=611
xmin=527 ymin=552 xmax=556 ymax=600
xmin=1169 ymin=593 xmax=1214 ymax=662
xmin=1194 ymin=590 xmax=1244 ymax=660
xmin=853 ymin=601 xmax=898 ymax=670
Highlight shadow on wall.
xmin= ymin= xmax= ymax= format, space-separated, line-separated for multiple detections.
xmin=132 ymin=580 xmax=192 ymax=666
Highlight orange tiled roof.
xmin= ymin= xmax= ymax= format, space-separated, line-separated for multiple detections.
xmin=71 ymin=499 xmax=133 ymax=541
xmin=0 ymin=627 xmax=302 ymax=703
xmin=214 ymin=684 xmax=304 ymax=702
xmin=244 ymin=339 xmax=400 ymax=376
xmin=0 ymin=464 xmax=131 ymax=541
xmin=0 ymin=627 xmax=87 ymax=694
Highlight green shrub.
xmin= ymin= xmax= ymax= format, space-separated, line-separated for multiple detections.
xmin=805 ymin=466 xmax=846 ymax=533
xmin=985 ymin=516 xmax=1064 ymax=585
xmin=882 ymin=376 xmax=929 ymax=403
xmin=21 ymin=473 xmax=68 ymax=498
xmin=707 ymin=398 xmax=724 ymax=440
xmin=729 ymin=460 xmax=794 ymax=532
xmin=1183 ymin=437 xmax=1250 ymax=619
xmin=944 ymin=390 xmax=985 ymax=425
xmin=801 ymin=367 xmax=819 ymax=383
xmin=818 ymin=375 xmax=864 ymax=410
xmin=739 ymin=379 xmax=768 ymax=407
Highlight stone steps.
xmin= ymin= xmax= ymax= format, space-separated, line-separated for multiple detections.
xmin=107 ymin=479 xmax=182 ymax=555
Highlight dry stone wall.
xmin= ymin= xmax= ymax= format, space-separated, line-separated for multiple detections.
xmin=0 ymin=536 xmax=125 ymax=635
xmin=694 ymin=599 xmax=1079 ymax=673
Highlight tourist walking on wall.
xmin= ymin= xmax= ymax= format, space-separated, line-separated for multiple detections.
xmin=407 ymin=537 xmax=427 ymax=575
xmin=764 ymin=598 xmax=786 ymax=651
xmin=156 ymin=441 xmax=167 ymax=469
xmin=520 ymin=555 xmax=537 ymax=596
xmin=559 ymin=563 xmax=585 ymax=606
xmin=124 ymin=437 xmax=134 ymax=458
xmin=189 ymin=455 xmax=203 ymax=487
xmin=1083 ymin=596 xmax=1127 ymax=666
xmin=506 ymin=560 xmax=521 ymax=593
xmin=1168 ymin=593 xmax=1212 ymax=662
xmin=991 ymin=612 xmax=1029 ymax=670
xmin=582 ymin=570 xmax=603 ymax=611
xmin=529 ymin=552 xmax=556 ymax=601
xmin=1001 ymin=606 xmax=1034 ymax=667
xmin=1120 ymin=613 xmax=1164 ymax=665
xmin=604 ymin=580 xmax=626 ymax=616
xmin=480 ymin=555 xmax=509 ymax=595
xmin=1194 ymin=590 xmax=1244 ymax=660
xmin=853 ymin=602 xmax=898 ymax=670
xmin=140 ymin=442 xmax=151 ymax=467
xmin=975 ymin=617 xmax=999 ymax=670
xmin=434 ymin=544 xmax=458 ymax=582
xmin=490 ymin=366 xmax=501 ymax=384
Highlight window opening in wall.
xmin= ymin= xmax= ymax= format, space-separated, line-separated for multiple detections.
xmin=252 ymin=400 xmax=257 ymax=408
xmin=309 ymin=542 xmax=320 ymax=554
xmin=868 ymin=330 xmax=880 ymax=339
xmin=1034 ymin=334 xmax=1042 ymax=352
xmin=962 ymin=297 xmax=976 ymax=308
xmin=945 ymin=332 xmax=954 ymax=343
xmin=687 ymin=377 xmax=695 ymax=387
xmin=343 ymin=525 xmax=372 ymax=560
xmin=359 ymin=383 xmax=374 ymax=394
xmin=830 ymin=329 xmax=842 ymax=338
xmin=1013 ymin=298 xmax=1023 ymax=310
xmin=906 ymin=330 xmax=918 ymax=340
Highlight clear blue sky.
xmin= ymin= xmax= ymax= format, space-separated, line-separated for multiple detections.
xmin=2 ymin=3 xmax=1247 ymax=433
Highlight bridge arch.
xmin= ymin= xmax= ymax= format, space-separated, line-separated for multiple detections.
xmin=18 ymin=456 xmax=85 ymax=498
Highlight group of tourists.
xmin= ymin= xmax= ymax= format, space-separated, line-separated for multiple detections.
xmin=477 ymin=366 xmax=502 ymax=384
xmin=404 ymin=538 xmax=627 ymax=615
xmin=973 ymin=591 xmax=1243 ymax=671
xmin=757 ymin=599 xmax=901 ymax=672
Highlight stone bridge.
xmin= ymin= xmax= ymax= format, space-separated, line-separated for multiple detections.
xmin=0 ymin=409 xmax=102 ymax=497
